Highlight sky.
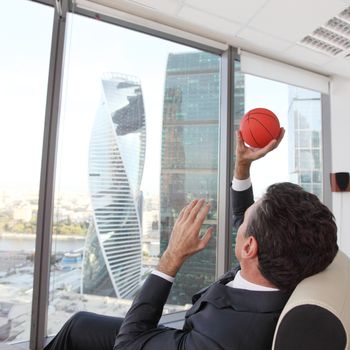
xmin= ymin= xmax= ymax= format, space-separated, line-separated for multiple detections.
xmin=0 ymin=0 xmax=54 ymax=195
xmin=244 ymin=74 xmax=290 ymax=197
xmin=1 ymin=0 xmax=297 ymax=201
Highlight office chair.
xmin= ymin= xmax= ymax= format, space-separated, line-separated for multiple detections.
xmin=272 ymin=250 xmax=350 ymax=350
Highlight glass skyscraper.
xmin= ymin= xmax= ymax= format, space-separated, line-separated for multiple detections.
xmin=160 ymin=52 xmax=220 ymax=305
xmin=160 ymin=52 xmax=230 ymax=305
xmin=82 ymin=73 xmax=146 ymax=298
xmin=288 ymin=87 xmax=323 ymax=199
xmin=234 ymin=61 xmax=245 ymax=129
xmin=231 ymin=61 xmax=245 ymax=266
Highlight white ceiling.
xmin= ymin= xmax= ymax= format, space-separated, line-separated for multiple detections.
xmin=122 ymin=0 xmax=350 ymax=79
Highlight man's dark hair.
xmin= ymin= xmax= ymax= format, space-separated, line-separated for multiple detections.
xmin=247 ymin=182 xmax=338 ymax=291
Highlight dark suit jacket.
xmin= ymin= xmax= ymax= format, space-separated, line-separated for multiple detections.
xmin=114 ymin=187 xmax=291 ymax=350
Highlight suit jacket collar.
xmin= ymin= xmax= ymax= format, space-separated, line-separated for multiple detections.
xmin=191 ymin=266 xmax=239 ymax=304
xmin=189 ymin=267 xmax=291 ymax=317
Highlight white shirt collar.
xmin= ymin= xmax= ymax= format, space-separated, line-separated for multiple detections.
xmin=226 ymin=270 xmax=279 ymax=291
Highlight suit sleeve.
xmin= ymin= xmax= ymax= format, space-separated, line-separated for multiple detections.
xmin=114 ymin=274 xmax=222 ymax=350
xmin=231 ymin=186 xmax=254 ymax=230
xmin=114 ymin=186 xmax=255 ymax=350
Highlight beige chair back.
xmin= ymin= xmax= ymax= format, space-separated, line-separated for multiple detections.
xmin=272 ymin=250 xmax=350 ymax=350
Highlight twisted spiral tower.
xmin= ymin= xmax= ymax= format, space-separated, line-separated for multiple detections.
xmin=82 ymin=73 xmax=146 ymax=298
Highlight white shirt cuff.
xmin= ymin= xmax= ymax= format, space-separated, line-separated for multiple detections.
xmin=232 ymin=177 xmax=252 ymax=191
xmin=151 ymin=270 xmax=175 ymax=283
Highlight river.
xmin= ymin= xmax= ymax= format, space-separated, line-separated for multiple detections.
xmin=0 ymin=233 xmax=85 ymax=253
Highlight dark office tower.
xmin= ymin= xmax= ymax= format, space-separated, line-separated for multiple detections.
xmin=288 ymin=87 xmax=323 ymax=199
xmin=232 ymin=61 xmax=245 ymax=265
xmin=160 ymin=52 xmax=245 ymax=305
xmin=234 ymin=61 xmax=245 ymax=127
xmin=82 ymin=73 xmax=146 ymax=298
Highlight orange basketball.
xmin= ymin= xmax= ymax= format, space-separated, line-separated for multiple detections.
xmin=239 ymin=108 xmax=281 ymax=148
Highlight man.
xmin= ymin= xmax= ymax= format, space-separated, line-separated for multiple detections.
xmin=45 ymin=128 xmax=338 ymax=350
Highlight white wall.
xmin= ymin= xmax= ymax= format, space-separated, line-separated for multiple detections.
xmin=330 ymin=76 xmax=350 ymax=257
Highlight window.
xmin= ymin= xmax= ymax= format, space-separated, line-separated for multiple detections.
xmin=234 ymin=74 xmax=323 ymax=200
xmin=48 ymin=13 xmax=220 ymax=334
xmin=231 ymin=66 xmax=323 ymax=265
xmin=0 ymin=0 xmax=53 ymax=343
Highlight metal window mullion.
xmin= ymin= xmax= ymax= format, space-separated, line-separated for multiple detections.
xmin=321 ymin=93 xmax=332 ymax=209
xmin=30 ymin=1 xmax=68 ymax=349
xmin=216 ymin=47 xmax=235 ymax=278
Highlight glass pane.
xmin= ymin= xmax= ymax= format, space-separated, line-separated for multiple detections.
xmin=161 ymin=52 xmax=220 ymax=304
xmin=48 ymin=14 xmax=220 ymax=335
xmin=231 ymin=61 xmax=246 ymax=266
xmin=232 ymin=64 xmax=324 ymax=267
xmin=233 ymin=73 xmax=323 ymax=201
xmin=0 ymin=0 xmax=53 ymax=343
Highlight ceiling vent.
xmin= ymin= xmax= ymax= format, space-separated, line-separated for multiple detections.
xmin=326 ymin=17 xmax=350 ymax=36
xmin=300 ymin=5 xmax=350 ymax=57
xmin=313 ymin=27 xmax=350 ymax=50
xmin=300 ymin=36 xmax=343 ymax=56
xmin=339 ymin=7 xmax=350 ymax=22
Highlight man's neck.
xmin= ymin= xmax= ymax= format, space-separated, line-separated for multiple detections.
xmin=240 ymin=268 xmax=278 ymax=289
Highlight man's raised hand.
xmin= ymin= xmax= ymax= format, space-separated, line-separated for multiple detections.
xmin=235 ymin=127 xmax=285 ymax=179
xmin=156 ymin=199 xmax=214 ymax=277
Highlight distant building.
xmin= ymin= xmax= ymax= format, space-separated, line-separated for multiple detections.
xmin=13 ymin=204 xmax=32 ymax=222
xmin=234 ymin=61 xmax=245 ymax=128
xmin=142 ymin=240 xmax=160 ymax=257
xmin=160 ymin=52 xmax=245 ymax=305
xmin=59 ymin=252 xmax=82 ymax=271
xmin=288 ymin=87 xmax=323 ymax=199
xmin=82 ymin=73 xmax=146 ymax=298
xmin=231 ymin=60 xmax=245 ymax=266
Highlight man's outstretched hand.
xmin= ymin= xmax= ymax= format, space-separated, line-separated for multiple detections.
xmin=156 ymin=199 xmax=214 ymax=277
xmin=235 ymin=127 xmax=285 ymax=179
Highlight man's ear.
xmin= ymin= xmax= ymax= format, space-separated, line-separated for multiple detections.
xmin=242 ymin=236 xmax=258 ymax=259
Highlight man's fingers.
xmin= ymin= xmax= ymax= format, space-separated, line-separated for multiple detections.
xmin=275 ymin=127 xmax=285 ymax=147
xmin=236 ymin=130 xmax=245 ymax=149
xmin=178 ymin=206 xmax=187 ymax=220
xmin=187 ymin=199 xmax=206 ymax=222
xmin=253 ymin=139 xmax=277 ymax=158
xmin=194 ymin=202 xmax=211 ymax=225
xmin=252 ymin=127 xmax=285 ymax=158
xmin=182 ymin=199 xmax=199 ymax=220
xmin=199 ymin=227 xmax=214 ymax=250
